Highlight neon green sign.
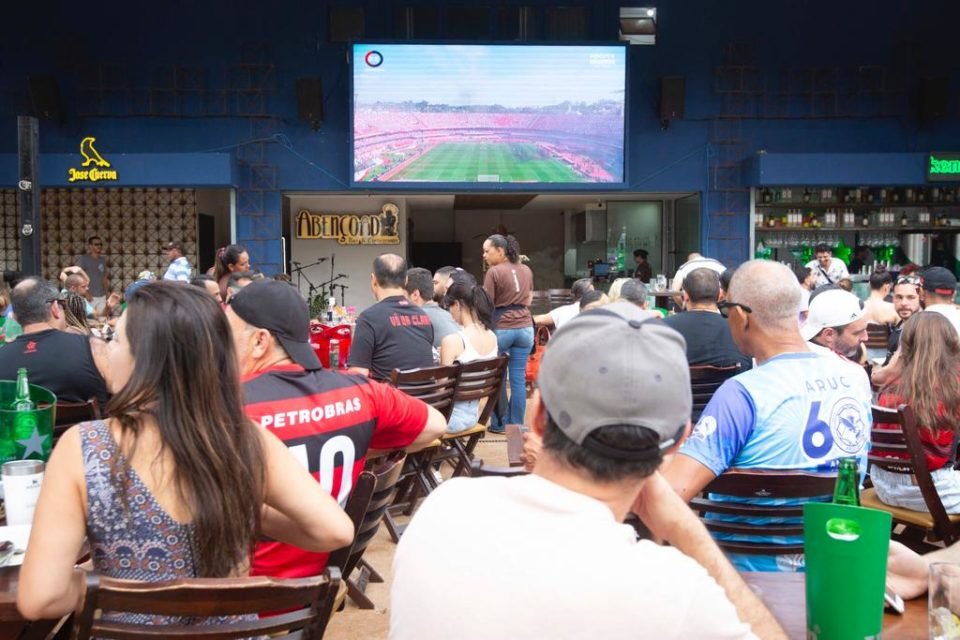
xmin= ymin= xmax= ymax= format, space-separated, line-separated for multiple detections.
xmin=928 ymin=153 xmax=960 ymax=182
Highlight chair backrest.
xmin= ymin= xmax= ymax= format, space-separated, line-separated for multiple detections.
xmin=71 ymin=568 xmax=341 ymax=640
xmin=530 ymin=290 xmax=551 ymax=315
xmin=54 ymin=398 xmax=101 ymax=427
xmin=865 ymin=323 xmax=891 ymax=350
xmin=470 ymin=458 xmax=528 ymax=478
xmin=690 ymin=470 xmax=837 ymax=555
xmin=689 ymin=364 xmax=742 ymax=422
xmin=546 ymin=288 xmax=573 ymax=307
xmin=389 ymin=363 xmax=460 ymax=421
xmin=453 ymin=355 xmax=508 ymax=426
xmin=869 ymin=403 xmax=958 ymax=544
xmin=328 ymin=452 xmax=406 ymax=579
xmin=52 ymin=398 xmax=102 ymax=443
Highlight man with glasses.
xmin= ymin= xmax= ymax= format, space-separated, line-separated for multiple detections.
xmin=664 ymin=260 xmax=872 ymax=572
xmin=77 ymin=236 xmax=111 ymax=312
xmin=0 ymin=277 xmax=110 ymax=407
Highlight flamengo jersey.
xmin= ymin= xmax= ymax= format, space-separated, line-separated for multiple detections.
xmin=243 ymin=364 xmax=428 ymax=579
xmin=681 ymin=351 xmax=872 ymax=572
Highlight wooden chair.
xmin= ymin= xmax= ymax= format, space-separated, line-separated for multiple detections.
xmin=689 ymin=364 xmax=742 ymax=422
xmin=690 ymin=469 xmax=837 ymax=555
xmin=546 ymin=288 xmax=574 ymax=307
xmin=70 ymin=568 xmax=341 ymax=639
xmin=861 ymin=404 xmax=960 ymax=546
xmin=470 ymin=458 xmax=528 ymax=478
xmin=865 ymin=323 xmax=892 ymax=350
xmin=384 ymin=364 xmax=460 ymax=541
xmin=327 ymin=452 xmax=406 ymax=610
xmin=530 ymin=290 xmax=551 ymax=315
xmin=52 ymin=398 xmax=102 ymax=443
xmin=436 ymin=355 xmax=508 ymax=478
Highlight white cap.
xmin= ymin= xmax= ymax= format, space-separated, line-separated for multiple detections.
xmin=800 ymin=289 xmax=864 ymax=341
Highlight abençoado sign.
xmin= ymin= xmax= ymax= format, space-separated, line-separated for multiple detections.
xmin=927 ymin=153 xmax=960 ymax=182
xmin=295 ymin=203 xmax=400 ymax=245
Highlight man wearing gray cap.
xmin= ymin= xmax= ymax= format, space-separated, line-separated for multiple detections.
xmin=390 ymin=302 xmax=780 ymax=640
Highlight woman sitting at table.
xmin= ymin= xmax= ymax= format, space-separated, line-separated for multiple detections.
xmin=17 ymin=282 xmax=353 ymax=622
xmin=442 ymin=273 xmax=499 ymax=433
xmin=873 ymin=312 xmax=960 ymax=513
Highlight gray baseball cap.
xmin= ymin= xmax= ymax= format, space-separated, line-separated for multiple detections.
xmin=537 ymin=302 xmax=692 ymax=459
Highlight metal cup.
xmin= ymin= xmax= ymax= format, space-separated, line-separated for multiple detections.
xmin=2 ymin=460 xmax=45 ymax=525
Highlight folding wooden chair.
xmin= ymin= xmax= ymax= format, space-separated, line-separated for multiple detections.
xmin=689 ymin=364 xmax=742 ymax=423
xmin=546 ymin=288 xmax=574 ymax=307
xmin=861 ymin=404 xmax=960 ymax=546
xmin=384 ymin=364 xmax=459 ymax=541
xmin=865 ymin=323 xmax=892 ymax=350
xmin=70 ymin=569 xmax=341 ymax=639
xmin=328 ymin=452 xmax=406 ymax=609
xmin=436 ymin=355 xmax=508 ymax=478
xmin=469 ymin=458 xmax=528 ymax=478
xmin=691 ymin=469 xmax=836 ymax=556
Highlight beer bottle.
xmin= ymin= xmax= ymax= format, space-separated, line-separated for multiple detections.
xmin=832 ymin=457 xmax=860 ymax=506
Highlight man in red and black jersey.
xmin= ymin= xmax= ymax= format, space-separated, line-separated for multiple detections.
xmin=347 ymin=253 xmax=434 ymax=381
xmin=226 ymin=279 xmax=446 ymax=579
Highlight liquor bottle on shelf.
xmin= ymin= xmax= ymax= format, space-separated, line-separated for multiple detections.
xmin=900 ymin=212 xmax=909 ymax=227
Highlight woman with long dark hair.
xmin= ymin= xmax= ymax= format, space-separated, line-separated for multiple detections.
xmin=874 ymin=312 xmax=960 ymax=513
xmin=482 ymin=234 xmax=534 ymax=432
xmin=18 ymin=283 xmax=352 ymax=621
xmin=212 ymin=244 xmax=250 ymax=302
xmin=442 ymin=272 xmax=499 ymax=432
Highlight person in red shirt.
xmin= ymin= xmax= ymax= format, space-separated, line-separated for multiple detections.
xmin=874 ymin=312 xmax=960 ymax=513
xmin=225 ymin=279 xmax=447 ymax=578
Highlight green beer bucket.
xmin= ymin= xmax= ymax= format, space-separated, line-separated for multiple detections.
xmin=0 ymin=381 xmax=56 ymax=464
xmin=804 ymin=502 xmax=892 ymax=640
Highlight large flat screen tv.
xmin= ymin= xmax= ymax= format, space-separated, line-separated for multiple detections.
xmin=351 ymin=43 xmax=628 ymax=187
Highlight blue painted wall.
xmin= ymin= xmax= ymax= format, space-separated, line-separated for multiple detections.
xmin=2 ymin=0 xmax=958 ymax=271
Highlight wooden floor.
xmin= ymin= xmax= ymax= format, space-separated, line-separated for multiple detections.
xmin=325 ymin=436 xmax=513 ymax=640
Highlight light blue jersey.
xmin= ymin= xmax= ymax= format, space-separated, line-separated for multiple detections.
xmin=681 ymin=351 xmax=872 ymax=572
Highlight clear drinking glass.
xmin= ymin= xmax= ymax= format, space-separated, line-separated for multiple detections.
xmin=656 ymin=274 xmax=667 ymax=291
xmin=930 ymin=562 xmax=960 ymax=639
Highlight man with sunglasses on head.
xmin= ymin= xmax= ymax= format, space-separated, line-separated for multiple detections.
xmin=0 ymin=277 xmax=110 ymax=408
xmin=662 ymin=260 xmax=872 ymax=573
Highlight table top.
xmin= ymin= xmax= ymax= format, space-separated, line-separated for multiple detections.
xmin=742 ymin=572 xmax=926 ymax=640
xmin=0 ymin=565 xmax=22 ymax=622
xmin=651 ymin=289 xmax=681 ymax=297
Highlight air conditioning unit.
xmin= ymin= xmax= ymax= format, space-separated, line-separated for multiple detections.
xmin=584 ymin=202 xmax=606 ymax=242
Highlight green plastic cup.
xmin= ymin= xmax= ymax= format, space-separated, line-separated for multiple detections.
xmin=0 ymin=380 xmax=57 ymax=464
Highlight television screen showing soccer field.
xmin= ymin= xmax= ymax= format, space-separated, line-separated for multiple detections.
xmin=351 ymin=43 xmax=627 ymax=185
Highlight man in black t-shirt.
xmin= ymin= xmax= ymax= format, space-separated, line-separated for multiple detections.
xmin=0 ymin=277 xmax=110 ymax=407
xmin=347 ymin=254 xmax=434 ymax=381
xmin=662 ymin=268 xmax=752 ymax=371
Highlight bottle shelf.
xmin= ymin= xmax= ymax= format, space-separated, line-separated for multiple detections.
xmin=755 ymin=226 xmax=950 ymax=233
xmin=756 ymin=202 xmax=960 ymax=209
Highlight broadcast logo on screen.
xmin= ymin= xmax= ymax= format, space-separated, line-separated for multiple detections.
xmin=364 ymin=50 xmax=383 ymax=68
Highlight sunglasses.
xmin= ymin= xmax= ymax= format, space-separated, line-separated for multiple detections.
xmin=896 ymin=275 xmax=921 ymax=286
xmin=717 ymin=300 xmax=753 ymax=318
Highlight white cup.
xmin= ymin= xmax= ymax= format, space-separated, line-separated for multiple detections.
xmin=2 ymin=460 xmax=44 ymax=525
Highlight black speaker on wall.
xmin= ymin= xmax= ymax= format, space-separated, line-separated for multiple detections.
xmin=659 ymin=76 xmax=685 ymax=123
xmin=28 ymin=75 xmax=64 ymax=124
xmin=296 ymin=78 xmax=324 ymax=129
xmin=918 ymin=77 xmax=949 ymax=124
